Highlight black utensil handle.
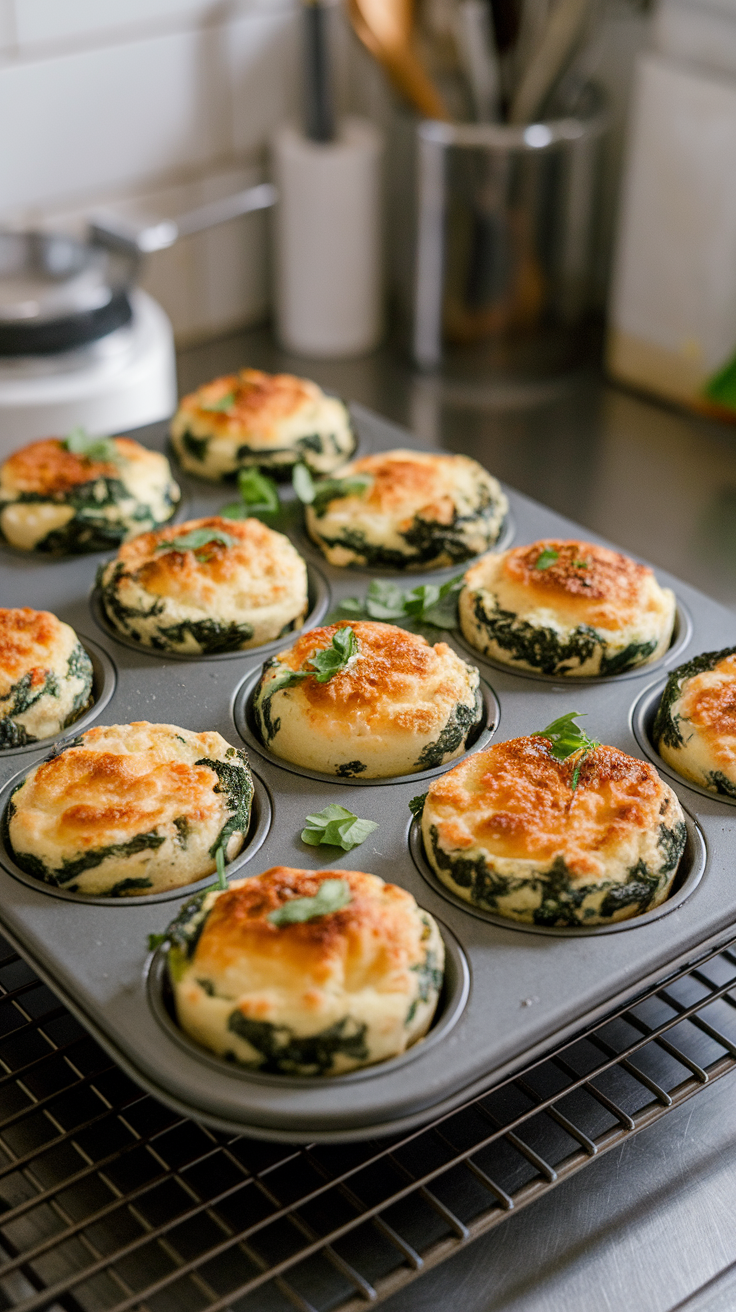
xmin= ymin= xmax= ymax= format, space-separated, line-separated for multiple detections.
xmin=303 ymin=0 xmax=335 ymax=143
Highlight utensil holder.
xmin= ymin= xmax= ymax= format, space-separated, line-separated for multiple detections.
xmin=400 ymin=85 xmax=608 ymax=378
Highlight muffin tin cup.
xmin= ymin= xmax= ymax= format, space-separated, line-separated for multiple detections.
xmin=631 ymin=679 xmax=736 ymax=808
xmin=453 ymin=597 xmax=694 ymax=686
xmin=0 ymin=766 xmax=272 ymax=905
xmin=233 ymin=667 xmax=500 ymax=786
xmin=0 ymin=632 xmax=117 ymax=757
xmin=146 ymin=916 xmax=470 ymax=1088
xmin=408 ymin=810 xmax=707 ymax=936
xmin=3 ymin=404 xmax=736 ymax=1142
xmin=89 ymin=562 xmax=331 ymax=663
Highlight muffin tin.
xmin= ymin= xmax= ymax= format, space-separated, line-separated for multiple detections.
xmin=1 ymin=405 xmax=735 ymax=1144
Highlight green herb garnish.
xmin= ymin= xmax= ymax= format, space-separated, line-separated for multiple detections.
xmin=215 ymin=847 xmax=228 ymax=891
xmin=534 ymin=712 xmax=601 ymax=791
xmin=572 ymin=559 xmax=589 ymax=569
xmin=268 ymin=877 xmax=352 ymax=925
xmin=301 ymin=804 xmax=379 ymax=851
xmin=535 ymin=547 xmax=559 ymax=570
xmin=201 ymin=391 xmax=236 ymax=413
xmin=222 ymin=467 xmax=280 ymax=519
xmin=309 ymin=626 xmax=358 ymax=681
xmin=272 ymin=626 xmax=360 ymax=695
xmin=63 ymin=426 xmax=121 ymax=464
xmin=334 ymin=575 xmax=463 ymax=631
xmin=408 ymin=793 xmax=427 ymax=819
xmin=155 ymin=527 xmax=237 ymax=562
xmin=292 ymin=463 xmax=373 ymax=516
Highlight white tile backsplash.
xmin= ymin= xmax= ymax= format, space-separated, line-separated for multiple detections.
xmin=0 ymin=0 xmax=364 ymax=345
xmin=0 ymin=27 xmax=231 ymax=211
xmin=227 ymin=6 xmax=300 ymax=155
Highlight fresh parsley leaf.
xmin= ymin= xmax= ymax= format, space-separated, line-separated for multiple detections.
xmin=535 ymin=547 xmax=559 ymax=570
xmin=201 ymin=390 xmax=236 ymax=413
xmin=533 ymin=711 xmax=601 ymax=791
xmin=572 ymin=559 xmax=589 ymax=569
xmin=215 ymin=847 xmax=227 ymax=891
xmin=155 ymin=527 xmax=237 ymax=562
xmin=221 ymin=467 xmax=280 ymax=520
xmin=292 ymin=462 xmax=316 ymax=503
xmin=334 ymin=575 xmax=463 ymax=630
xmin=268 ymin=878 xmax=352 ymax=925
xmin=408 ymin=793 xmax=427 ymax=819
xmin=268 ymin=628 xmax=360 ymax=694
xmin=63 ymin=427 xmax=121 ymax=464
xmin=308 ymin=626 xmax=358 ymax=682
xmin=147 ymin=932 xmax=168 ymax=951
xmin=300 ymin=804 xmax=379 ymax=851
xmin=292 ymin=463 xmax=373 ymax=516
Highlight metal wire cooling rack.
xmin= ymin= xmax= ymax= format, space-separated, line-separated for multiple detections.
xmin=0 ymin=934 xmax=735 ymax=1312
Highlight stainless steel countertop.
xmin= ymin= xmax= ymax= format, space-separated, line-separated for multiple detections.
xmin=177 ymin=327 xmax=736 ymax=1312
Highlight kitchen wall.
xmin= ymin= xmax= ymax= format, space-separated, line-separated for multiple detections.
xmin=0 ymin=0 xmax=377 ymax=345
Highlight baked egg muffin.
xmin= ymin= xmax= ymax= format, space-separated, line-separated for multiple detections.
xmin=421 ymin=735 xmax=686 ymax=926
xmin=305 ymin=449 xmax=508 ymax=570
xmin=98 ymin=515 xmax=309 ymax=655
xmin=170 ymin=368 xmax=355 ymax=480
xmin=1 ymin=608 xmax=93 ymax=748
xmin=252 ymin=620 xmax=483 ymax=777
xmin=653 ymin=647 xmax=736 ymax=798
xmin=0 ymin=436 xmax=180 ymax=554
xmin=8 ymin=722 xmax=253 ymax=896
xmin=164 ymin=867 xmax=445 ymax=1075
xmin=459 ymin=540 xmax=675 ymax=676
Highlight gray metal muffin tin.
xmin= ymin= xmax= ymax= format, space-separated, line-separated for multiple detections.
xmin=1 ymin=403 xmax=735 ymax=1144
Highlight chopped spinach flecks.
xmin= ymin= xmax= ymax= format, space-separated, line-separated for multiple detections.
xmin=405 ymin=947 xmax=444 ymax=1025
xmin=472 ymin=595 xmax=600 ymax=675
xmin=13 ymin=830 xmax=166 ymax=887
xmin=653 ymin=647 xmax=736 ymax=751
xmin=227 ymin=1011 xmax=369 ymax=1075
xmin=657 ymin=820 xmax=687 ymax=871
xmin=706 ymin=770 xmax=736 ymax=798
xmin=196 ymin=752 xmax=253 ymax=857
xmin=413 ymin=688 xmax=482 ymax=772
xmin=181 ymin=431 xmax=209 ymax=463
xmin=335 ymin=759 xmax=367 ymax=777
xmin=426 ymin=826 xmax=675 ymax=926
xmin=108 ymin=877 xmax=154 ymax=897
xmin=409 ymin=793 xmax=427 ymax=819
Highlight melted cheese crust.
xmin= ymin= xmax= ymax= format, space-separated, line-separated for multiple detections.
xmin=459 ymin=540 xmax=675 ymax=675
xmin=0 ymin=438 xmax=180 ymax=552
xmin=422 ymin=736 xmax=685 ymax=924
xmin=0 ymin=608 xmax=92 ymax=745
xmin=170 ymin=368 xmax=355 ymax=479
xmin=306 ymin=449 xmax=508 ymax=570
xmin=658 ymin=653 xmax=736 ymax=792
xmin=9 ymin=722 xmax=252 ymax=895
xmin=253 ymin=621 xmax=482 ymax=777
xmin=99 ymin=515 xmax=308 ymax=653
xmin=170 ymin=867 xmax=445 ymax=1074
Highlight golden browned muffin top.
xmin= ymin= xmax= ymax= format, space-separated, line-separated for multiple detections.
xmin=426 ymin=735 xmax=670 ymax=877
xmin=12 ymin=722 xmax=227 ymax=847
xmin=179 ymin=369 xmax=318 ymax=437
xmin=192 ymin=867 xmax=425 ymax=989
xmin=112 ymin=515 xmax=302 ymax=608
xmin=276 ymin=620 xmax=467 ymax=733
xmin=678 ymin=653 xmax=736 ymax=741
xmin=1 ymin=437 xmax=143 ymax=495
xmin=0 ymin=607 xmax=66 ymax=696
